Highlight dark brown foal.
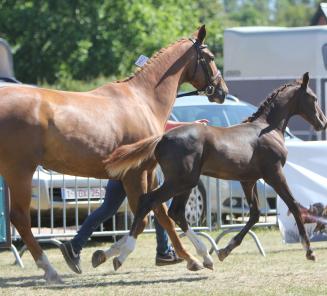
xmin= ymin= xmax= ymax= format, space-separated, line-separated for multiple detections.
xmin=105 ymin=72 xmax=327 ymax=267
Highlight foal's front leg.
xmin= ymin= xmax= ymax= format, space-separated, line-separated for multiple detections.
xmin=217 ymin=181 xmax=260 ymax=261
xmin=264 ymin=167 xmax=315 ymax=261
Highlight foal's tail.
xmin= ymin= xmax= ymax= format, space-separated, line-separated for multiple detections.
xmin=104 ymin=135 xmax=163 ymax=178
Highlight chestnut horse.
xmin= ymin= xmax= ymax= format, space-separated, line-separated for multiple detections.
xmin=0 ymin=25 xmax=228 ymax=283
xmin=104 ymin=73 xmax=327 ymax=268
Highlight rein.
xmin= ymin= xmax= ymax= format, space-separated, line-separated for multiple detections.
xmin=177 ymin=39 xmax=221 ymax=98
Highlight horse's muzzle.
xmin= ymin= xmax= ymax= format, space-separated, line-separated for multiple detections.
xmin=208 ymin=89 xmax=227 ymax=104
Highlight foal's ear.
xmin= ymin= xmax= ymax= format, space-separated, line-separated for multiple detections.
xmin=301 ymin=72 xmax=309 ymax=89
xmin=195 ymin=24 xmax=206 ymax=44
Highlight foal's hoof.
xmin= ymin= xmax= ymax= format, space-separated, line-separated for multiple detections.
xmin=187 ymin=260 xmax=204 ymax=271
xmin=92 ymin=250 xmax=107 ymax=268
xmin=217 ymin=249 xmax=227 ymax=262
xmin=113 ymin=257 xmax=122 ymax=271
xmin=306 ymin=251 xmax=316 ymax=261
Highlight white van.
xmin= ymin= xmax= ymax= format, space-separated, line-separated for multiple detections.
xmin=224 ymin=26 xmax=327 ymax=140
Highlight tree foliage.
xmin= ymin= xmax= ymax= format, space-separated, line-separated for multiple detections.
xmin=0 ymin=0 xmax=322 ymax=85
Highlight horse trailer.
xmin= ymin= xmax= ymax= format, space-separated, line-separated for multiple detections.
xmin=224 ymin=26 xmax=327 ymax=140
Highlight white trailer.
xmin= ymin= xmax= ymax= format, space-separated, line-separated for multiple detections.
xmin=224 ymin=26 xmax=327 ymax=140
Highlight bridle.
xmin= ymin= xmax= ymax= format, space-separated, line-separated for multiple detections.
xmin=177 ymin=38 xmax=222 ymax=98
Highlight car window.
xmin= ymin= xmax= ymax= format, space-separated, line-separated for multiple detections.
xmin=222 ymin=105 xmax=256 ymax=126
xmin=172 ymin=105 xmax=229 ymax=127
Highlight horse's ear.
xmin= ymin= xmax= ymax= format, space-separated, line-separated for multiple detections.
xmin=301 ymin=72 xmax=309 ymax=89
xmin=195 ymin=25 xmax=206 ymax=44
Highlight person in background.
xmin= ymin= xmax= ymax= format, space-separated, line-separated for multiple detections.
xmin=60 ymin=119 xmax=208 ymax=274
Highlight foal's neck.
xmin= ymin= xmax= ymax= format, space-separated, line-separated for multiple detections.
xmin=259 ymin=86 xmax=298 ymax=134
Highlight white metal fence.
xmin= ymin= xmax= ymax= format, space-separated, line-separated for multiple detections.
xmin=9 ymin=167 xmax=278 ymax=264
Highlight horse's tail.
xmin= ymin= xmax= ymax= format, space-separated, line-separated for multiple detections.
xmin=104 ymin=135 xmax=163 ymax=178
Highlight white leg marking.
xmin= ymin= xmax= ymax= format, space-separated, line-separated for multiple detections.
xmin=186 ymin=228 xmax=213 ymax=266
xmin=104 ymin=235 xmax=128 ymax=259
xmin=117 ymin=235 xmax=136 ymax=264
xmin=36 ymin=252 xmax=63 ymax=284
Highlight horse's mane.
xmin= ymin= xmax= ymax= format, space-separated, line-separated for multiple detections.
xmin=242 ymin=81 xmax=301 ymax=123
xmin=115 ymin=38 xmax=188 ymax=83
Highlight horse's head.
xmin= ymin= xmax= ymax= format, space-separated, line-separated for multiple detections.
xmin=187 ymin=25 xmax=228 ymax=103
xmin=295 ymin=72 xmax=327 ymax=131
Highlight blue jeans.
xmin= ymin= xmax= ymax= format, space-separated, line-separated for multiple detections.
xmin=71 ymin=178 xmax=170 ymax=256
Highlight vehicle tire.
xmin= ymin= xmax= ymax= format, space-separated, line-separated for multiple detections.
xmin=185 ymin=181 xmax=207 ymax=226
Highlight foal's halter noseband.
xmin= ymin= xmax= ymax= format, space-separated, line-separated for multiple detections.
xmin=177 ymin=38 xmax=222 ymax=98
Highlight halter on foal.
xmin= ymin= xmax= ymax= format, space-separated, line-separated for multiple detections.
xmin=105 ymin=72 xmax=327 ymax=267
xmin=0 ymin=25 xmax=228 ymax=283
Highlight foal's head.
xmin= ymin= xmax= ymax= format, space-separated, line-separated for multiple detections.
xmin=187 ymin=25 xmax=228 ymax=103
xmin=295 ymin=72 xmax=327 ymax=131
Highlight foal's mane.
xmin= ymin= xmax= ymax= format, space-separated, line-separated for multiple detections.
xmin=116 ymin=38 xmax=189 ymax=83
xmin=243 ymin=81 xmax=301 ymax=123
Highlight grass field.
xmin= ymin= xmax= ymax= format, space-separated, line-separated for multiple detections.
xmin=1 ymin=228 xmax=327 ymax=296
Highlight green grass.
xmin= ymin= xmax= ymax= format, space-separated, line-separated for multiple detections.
xmin=0 ymin=228 xmax=327 ymax=295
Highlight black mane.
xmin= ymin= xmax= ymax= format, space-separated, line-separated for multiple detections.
xmin=243 ymin=81 xmax=300 ymax=123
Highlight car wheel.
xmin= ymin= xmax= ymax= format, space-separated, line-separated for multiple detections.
xmin=185 ymin=181 xmax=206 ymax=226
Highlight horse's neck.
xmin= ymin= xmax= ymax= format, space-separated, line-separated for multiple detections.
xmin=128 ymin=40 xmax=191 ymax=127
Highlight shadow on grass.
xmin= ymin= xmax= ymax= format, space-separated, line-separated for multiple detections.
xmin=0 ymin=273 xmax=209 ymax=289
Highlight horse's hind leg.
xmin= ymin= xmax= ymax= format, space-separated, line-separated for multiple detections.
xmin=6 ymin=171 xmax=63 ymax=284
xmin=218 ymin=181 xmax=260 ymax=261
xmin=153 ymin=198 xmax=203 ymax=271
xmin=168 ymin=193 xmax=213 ymax=270
xmin=264 ymin=167 xmax=315 ymax=261
xmin=118 ymin=177 xmax=203 ymax=271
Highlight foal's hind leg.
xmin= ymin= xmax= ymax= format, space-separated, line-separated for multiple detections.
xmin=168 ymin=193 xmax=213 ymax=270
xmin=6 ymin=171 xmax=63 ymax=284
xmin=217 ymin=181 xmax=260 ymax=261
xmin=264 ymin=167 xmax=315 ymax=261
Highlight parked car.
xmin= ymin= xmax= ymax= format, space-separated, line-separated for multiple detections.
xmin=170 ymin=94 xmax=301 ymax=225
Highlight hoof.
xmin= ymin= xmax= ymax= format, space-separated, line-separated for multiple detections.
xmin=187 ymin=260 xmax=204 ymax=271
xmin=92 ymin=250 xmax=107 ymax=268
xmin=203 ymin=261 xmax=214 ymax=270
xmin=217 ymin=249 xmax=227 ymax=262
xmin=306 ymin=251 xmax=316 ymax=261
xmin=113 ymin=257 xmax=122 ymax=271
xmin=203 ymin=255 xmax=214 ymax=270
xmin=45 ymin=271 xmax=64 ymax=285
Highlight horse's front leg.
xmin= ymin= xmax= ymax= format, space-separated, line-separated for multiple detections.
xmin=6 ymin=171 xmax=63 ymax=284
xmin=217 ymin=181 xmax=260 ymax=261
xmin=168 ymin=193 xmax=212 ymax=270
xmin=264 ymin=166 xmax=315 ymax=261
